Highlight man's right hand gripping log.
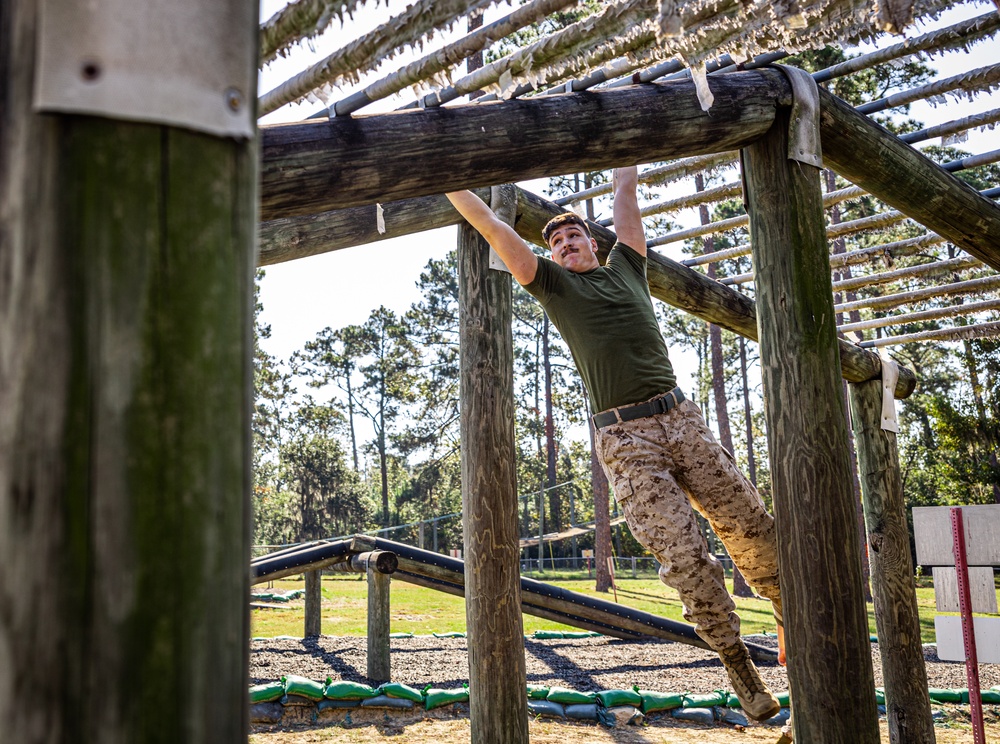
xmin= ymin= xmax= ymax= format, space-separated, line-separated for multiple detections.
xmin=446 ymin=167 xmax=785 ymax=721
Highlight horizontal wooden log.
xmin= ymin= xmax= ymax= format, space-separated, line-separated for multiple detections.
xmin=260 ymin=70 xmax=790 ymax=220
xmin=819 ymin=88 xmax=1000 ymax=271
xmin=259 ymin=189 xmax=489 ymax=265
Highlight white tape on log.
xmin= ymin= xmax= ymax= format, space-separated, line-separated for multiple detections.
xmin=879 ymin=350 xmax=899 ymax=432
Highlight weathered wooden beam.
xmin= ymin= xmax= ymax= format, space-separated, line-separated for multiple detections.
xmin=743 ymin=107 xmax=879 ymax=743
xmin=849 ymin=378 xmax=935 ymax=744
xmin=260 ymin=70 xmax=789 ymax=220
xmin=2 ymin=3 xmax=255 ymax=741
xmin=259 ymin=189 xmax=491 ymax=265
xmin=458 ymin=187 xmax=528 ymax=743
xmin=819 ymin=88 xmax=1000 ymax=271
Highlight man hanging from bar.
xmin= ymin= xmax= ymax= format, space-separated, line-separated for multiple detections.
xmin=446 ymin=166 xmax=784 ymax=722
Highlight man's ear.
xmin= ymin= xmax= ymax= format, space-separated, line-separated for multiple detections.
xmin=590 ymin=238 xmax=599 ymax=253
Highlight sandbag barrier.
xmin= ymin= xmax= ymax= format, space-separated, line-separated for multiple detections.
xmin=250 ymin=675 xmax=1000 ymax=729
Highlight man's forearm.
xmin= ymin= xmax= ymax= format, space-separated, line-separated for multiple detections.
xmin=445 ymin=190 xmax=539 ymax=285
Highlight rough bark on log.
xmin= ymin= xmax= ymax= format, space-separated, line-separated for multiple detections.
xmin=743 ymin=108 xmax=879 ymax=744
xmin=260 ymin=70 xmax=789 ymax=219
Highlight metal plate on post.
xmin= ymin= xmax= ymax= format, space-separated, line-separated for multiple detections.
xmin=771 ymin=64 xmax=822 ymax=168
xmin=933 ymin=567 xmax=998 ymax=613
xmin=914 ymin=505 xmax=1000 ymax=566
xmin=935 ymin=616 xmax=1000 ymax=663
xmin=35 ymin=0 xmax=255 ymax=138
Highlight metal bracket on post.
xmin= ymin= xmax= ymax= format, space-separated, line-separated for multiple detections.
xmin=879 ymin=350 xmax=900 ymax=433
xmin=488 ymin=184 xmax=517 ymax=273
xmin=771 ymin=64 xmax=823 ymax=168
xmin=34 ymin=0 xmax=254 ymax=138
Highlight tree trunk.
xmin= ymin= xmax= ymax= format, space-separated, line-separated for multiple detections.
xmin=458 ymin=195 xmax=528 ymax=743
xmin=743 ymin=107 xmax=879 ymax=743
xmin=543 ymin=313 xmax=561 ymax=533
xmin=1 ymin=4 xmax=255 ymax=743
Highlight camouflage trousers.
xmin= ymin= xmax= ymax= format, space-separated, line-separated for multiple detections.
xmin=594 ymin=396 xmax=780 ymax=651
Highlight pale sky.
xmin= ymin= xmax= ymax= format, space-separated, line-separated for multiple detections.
xmin=256 ymin=1 xmax=1000 ymax=427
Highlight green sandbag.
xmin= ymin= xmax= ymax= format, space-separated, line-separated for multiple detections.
xmin=527 ymin=700 xmax=566 ymax=719
xmin=324 ymin=680 xmax=377 ymax=700
xmin=390 ymin=632 xmax=414 ymax=638
xmin=425 ymin=687 xmax=470 ymax=710
xmin=981 ymin=689 xmax=1000 ymax=704
xmin=546 ymin=686 xmax=597 ymax=704
xmin=526 ymin=684 xmax=550 ymax=700
xmin=361 ymin=695 xmax=415 ymax=709
xmin=532 ymin=631 xmax=565 ymax=639
xmin=250 ymin=681 xmax=285 ymax=704
xmin=565 ymin=703 xmax=599 ymax=720
xmin=378 ymin=682 xmax=424 ymax=702
xmin=875 ymin=688 xmax=885 ymax=705
xmin=432 ymin=631 xmax=466 ymax=638
xmin=282 ymin=675 xmax=326 ymax=701
xmin=638 ymin=690 xmax=684 ymax=713
xmin=561 ymin=631 xmax=601 ymax=638
xmin=928 ymin=688 xmax=964 ymax=703
xmin=683 ymin=691 xmax=727 ymax=708
xmin=596 ymin=689 xmax=643 ymax=708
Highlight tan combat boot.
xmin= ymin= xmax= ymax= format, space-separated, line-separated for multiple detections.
xmin=719 ymin=640 xmax=781 ymax=722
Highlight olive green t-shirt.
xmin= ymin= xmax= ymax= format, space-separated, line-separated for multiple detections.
xmin=524 ymin=241 xmax=676 ymax=414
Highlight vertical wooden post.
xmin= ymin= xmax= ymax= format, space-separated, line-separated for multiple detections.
xmin=742 ymin=107 xmax=879 ymax=743
xmin=305 ymin=570 xmax=322 ymax=637
xmin=0 ymin=2 xmax=256 ymax=742
xmin=849 ymin=378 xmax=935 ymax=744
xmin=458 ymin=187 xmax=529 ymax=744
xmin=367 ymin=568 xmax=391 ymax=683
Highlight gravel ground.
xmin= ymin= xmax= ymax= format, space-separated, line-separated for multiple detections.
xmin=251 ymin=634 xmax=1000 ymax=694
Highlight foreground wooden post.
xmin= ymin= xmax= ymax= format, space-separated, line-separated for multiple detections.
xmin=849 ymin=378 xmax=935 ymax=744
xmin=458 ymin=186 xmax=529 ymax=743
xmin=1 ymin=2 xmax=256 ymax=741
xmin=743 ymin=106 xmax=879 ymax=743
xmin=305 ymin=570 xmax=322 ymax=637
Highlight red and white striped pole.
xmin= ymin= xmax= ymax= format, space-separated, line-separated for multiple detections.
xmin=950 ymin=506 xmax=985 ymax=744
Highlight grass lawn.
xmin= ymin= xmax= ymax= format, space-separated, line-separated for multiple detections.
xmin=250 ymin=572 xmax=962 ymax=641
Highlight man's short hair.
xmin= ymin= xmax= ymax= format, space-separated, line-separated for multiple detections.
xmin=542 ymin=212 xmax=592 ymax=247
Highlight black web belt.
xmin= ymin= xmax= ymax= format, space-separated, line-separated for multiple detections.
xmin=592 ymin=388 xmax=685 ymax=430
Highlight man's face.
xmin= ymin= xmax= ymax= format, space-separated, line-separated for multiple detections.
xmin=548 ymin=223 xmax=600 ymax=273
